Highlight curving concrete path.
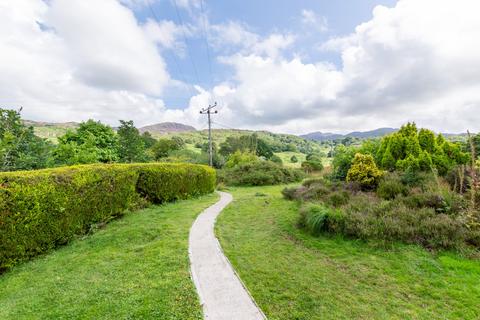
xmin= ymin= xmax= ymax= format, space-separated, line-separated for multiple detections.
xmin=189 ymin=191 xmax=266 ymax=320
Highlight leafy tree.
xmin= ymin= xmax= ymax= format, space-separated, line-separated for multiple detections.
xmin=219 ymin=134 xmax=273 ymax=159
xmin=346 ymin=153 xmax=383 ymax=189
xmin=225 ymin=151 xmax=258 ymax=168
xmin=0 ymin=108 xmax=53 ymax=171
xmin=290 ymin=155 xmax=298 ymax=163
xmin=117 ymin=120 xmax=147 ymax=163
xmin=301 ymin=160 xmax=323 ymax=173
xmin=141 ymin=132 xmax=157 ymax=149
xmin=151 ymin=138 xmax=182 ymax=160
xmin=54 ymin=119 xmax=118 ymax=165
xmin=418 ymin=128 xmax=436 ymax=153
xmin=332 ymin=145 xmax=356 ymax=180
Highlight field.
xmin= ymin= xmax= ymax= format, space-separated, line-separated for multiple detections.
xmin=216 ymin=185 xmax=480 ymax=320
xmin=0 ymin=194 xmax=218 ymax=319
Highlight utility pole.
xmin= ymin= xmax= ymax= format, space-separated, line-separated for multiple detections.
xmin=200 ymin=102 xmax=217 ymax=167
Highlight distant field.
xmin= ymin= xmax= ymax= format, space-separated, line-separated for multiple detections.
xmin=274 ymin=152 xmax=305 ymax=168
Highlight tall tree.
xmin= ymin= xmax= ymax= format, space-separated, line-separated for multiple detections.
xmin=0 ymin=108 xmax=53 ymax=171
xmin=117 ymin=120 xmax=146 ymax=163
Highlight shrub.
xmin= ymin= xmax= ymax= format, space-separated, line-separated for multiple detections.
xmin=326 ymin=191 xmax=350 ymax=207
xmin=377 ymin=174 xmax=409 ymax=200
xmin=346 ymin=153 xmax=383 ymax=189
xmin=219 ymin=161 xmax=304 ymax=186
xmin=270 ymin=154 xmax=283 ymax=165
xmin=290 ymin=155 xmax=298 ymax=163
xmin=0 ymin=163 xmax=215 ymax=272
xmin=301 ymin=160 xmax=323 ymax=173
xmin=299 ymin=203 xmax=343 ymax=235
xmin=225 ymin=150 xmax=258 ymax=168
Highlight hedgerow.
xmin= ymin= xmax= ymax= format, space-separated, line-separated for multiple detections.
xmin=0 ymin=163 xmax=215 ymax=271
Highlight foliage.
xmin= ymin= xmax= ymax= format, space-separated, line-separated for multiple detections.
xmin=346 ymin=153 xmax=383 ymax=189
xmin=54 ymin=120 xmax=118 ymax=165
xmin=225 ymin=150 xmax=258 ymax=168
xmin=301 ymin=160 xmax=324 ymax=173
xmin=218 ymin=161 xmax=304 ymax=186
xmin=0 ymin=163 xmax=216 ymax=271
xmin=376 ymin=123 xmax=468 ymax=175
xmin=332 ymin=144 xmax=356 ymax=180
xmin=117 ymin=120 xmax=148 ymax=163
xmin=219 ymin=134 xmax=273 ymax=159
xmin=286 ymin=177 xmax=479 ymax=252
xmin=270 ymin=154 xmax=283 ymax=165
xmin=376 ymin=173 xmax=409 ymax=200
xmin=151 ymin=138 xmax=183 ymax=160
xmin=0 ymin=108 xmax=53 ymax=171
xmin=290 ymin=155 xmax=298 ymax=163
xmin=140 ymin=131 xmax=157 ymax=149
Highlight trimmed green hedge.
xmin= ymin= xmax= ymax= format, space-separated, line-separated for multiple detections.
xmin=0 ymin=163 xmax=215 ymax=271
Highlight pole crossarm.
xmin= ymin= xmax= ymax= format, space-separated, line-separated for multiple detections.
xmin=199 ymin=102 xmax=218 ymax=167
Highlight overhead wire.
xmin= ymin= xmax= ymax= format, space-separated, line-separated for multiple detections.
xmin=147 ymin=2 xmax=197 ymax=101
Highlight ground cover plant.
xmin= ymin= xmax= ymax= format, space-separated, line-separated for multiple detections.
xmin=0 ymin=193 xmax=219 ymax=319
xmin=283 ymin=123 xmax=480 ymax=254
xmin=0 ymin=162 xmax=215 ymax=271
xmin=216 ymin=186 xmax=480 ymax=319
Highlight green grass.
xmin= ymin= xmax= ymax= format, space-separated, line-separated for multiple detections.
xmin=274 ymin=152 xmax=306 ymax=168
xmin=0 ymin=193 xmax=219 ymax=319
xmin=216 ymin=185 xmax=480 ymax=320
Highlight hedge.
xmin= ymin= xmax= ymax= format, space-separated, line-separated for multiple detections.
xmin=0 ymin=163 xmax=216 ymax=271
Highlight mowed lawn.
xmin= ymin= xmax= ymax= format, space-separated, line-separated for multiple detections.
xmin=0 ymin=193 xmax=219 ymax=320
xmin=216 ymin=185 xmax=480 ymax=320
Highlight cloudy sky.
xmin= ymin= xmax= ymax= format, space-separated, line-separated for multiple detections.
xmin=1 ymin=0 xmax=479 ymax=134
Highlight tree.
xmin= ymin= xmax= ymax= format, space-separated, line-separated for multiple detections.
xmin=290 ymin=155 xmax=298 ymax=163
xmin=418 ymin=128 xmax=436 ymax=153
xmin=54 ymin=119 xmax=118 ymax=165
xmin=117 ymin=120 xmax=146 ymax=163
xmin=346 ymin=153 xmax=383 ymax=189
xmin=151 ymin=138 xmax=182 ymax=160
xmin=225 ymin=150 xmax=258 ymax=168
xmin=270 ymin=154 xmax=283 ymax=165
xmin=141 ymin=132 xmax=157 ymax=149
xmin=301 ymin=160 xmax=323 ymax=173
xmin=332 ymin=145 xmax=356 ymax=180
xmin=0 ymin=108 xmax=53 ymax=171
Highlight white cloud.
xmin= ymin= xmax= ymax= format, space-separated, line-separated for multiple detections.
xmin=208 ymin=0 xmax=480 ymax=133
xmin=0 ymin=0 xmax=184 ymax=126
xmin=301 ymin=9 xmax=328 ymax=32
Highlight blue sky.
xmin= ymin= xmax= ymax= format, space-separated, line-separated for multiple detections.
xmin=1 ymin=0 xmax=480 ymax=134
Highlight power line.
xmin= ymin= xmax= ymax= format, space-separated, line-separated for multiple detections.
xmin=172 ymin=0 xmax=201 ymax=86
xmin=147 ymin=3 xmax=197 ymax=100
xmin=199 ymin=0 xmax=214 ymax=89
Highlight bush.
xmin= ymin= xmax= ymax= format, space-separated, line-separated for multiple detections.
xmin=301 ymin=160 xmax=323 ymax=173
xmin=270 ymin=154 xmax=283 ymax=165
xmin=219 ymin=161 xmax=304 ymax=186
xmin=346 ymin=153 xmax=383 ymax=189
xmin=299 ymin=203 xmax=343 ymax=235
xmin=377 ymin=174 xmax=409 ymax=200
xmin=0 ymin=163 xmax=215 ymax=271
xmin=290 ymin=155 xmax=298 ymax=163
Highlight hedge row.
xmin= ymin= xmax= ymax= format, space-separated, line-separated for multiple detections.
xmin=0 ymin=163 xmax=216 ymax=271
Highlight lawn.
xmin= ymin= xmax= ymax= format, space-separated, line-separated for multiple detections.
xmin=0 ymin=193 xmax=219 ymax=320
xmin=216 ymin=185 xmax=480 ymax=320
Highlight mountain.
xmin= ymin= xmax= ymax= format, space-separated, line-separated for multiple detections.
xmin=301 ymin=127 xmax=397 ymax=141
xmin=138 ymin=122 xmax=196 ymax=135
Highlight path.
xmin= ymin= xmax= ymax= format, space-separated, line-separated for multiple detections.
xmin=189 ymin=191 xmax=266 ymax=320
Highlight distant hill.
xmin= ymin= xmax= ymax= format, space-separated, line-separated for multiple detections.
xmin=301 ymin=128 xmax=397 ymax=141
xmin=139 ymin=122 xmax=196 ymax=135
xmin=24 ymin=120 xmax=79 ymax=143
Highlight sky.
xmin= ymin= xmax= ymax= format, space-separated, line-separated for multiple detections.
xmin=1 ymin=0 xmax=480 ymax=134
